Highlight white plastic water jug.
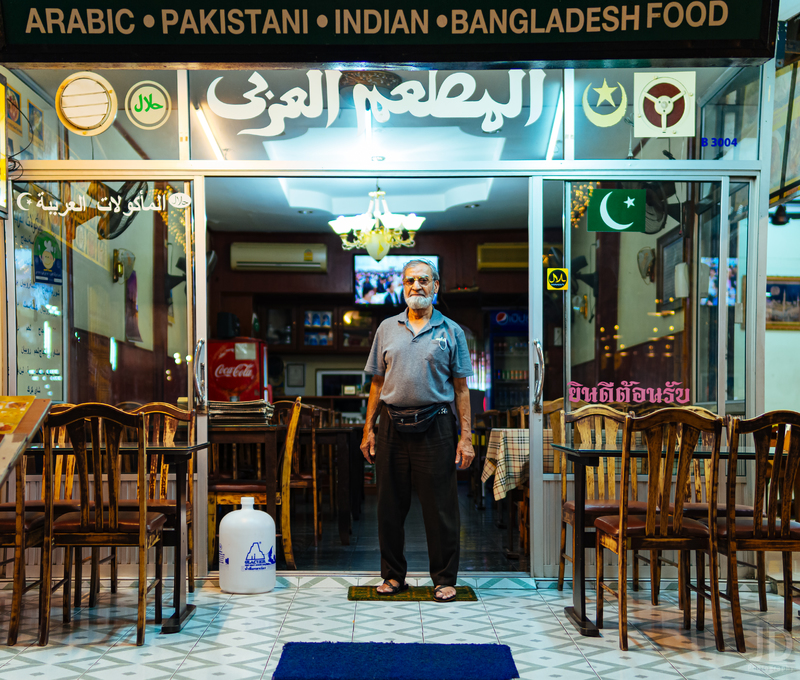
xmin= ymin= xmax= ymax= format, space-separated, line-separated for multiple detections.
xmin=218 ymin=497 xmax=276 ymax=594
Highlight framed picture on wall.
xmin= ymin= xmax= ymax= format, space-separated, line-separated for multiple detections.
xmin=766 ymin=276 xmax=800 ymax=329
xmin=286 ymin=363 xmax=305 ymax=388
xmin=656 ymin=227 xmax=683 ymax=313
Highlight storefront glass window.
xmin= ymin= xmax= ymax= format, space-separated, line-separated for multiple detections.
xmin=567 ymin=180 xmax=722 ymax=413
xmin=12 ymin=179 xmax=191 ymax=405
xmin=727 ymin=181 xmax=749 ymax=412
xmin=189 ymin=69 xmax=563 ymax=162
xmin=574 ymin=66 xmax=761 ymax=161
xmin=1 ymin=67 xmax=180 ymax=161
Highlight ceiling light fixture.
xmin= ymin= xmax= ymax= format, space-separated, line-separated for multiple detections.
xmin=194 ymin=106 xmax=224 ymax=161
xmin=328 ymin=188 xmax=425 ymax=262
xmin=464 ymin=204 xmax=480 ymax=209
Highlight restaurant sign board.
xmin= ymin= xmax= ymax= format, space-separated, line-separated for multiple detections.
xmin=0 ymin=1 xmax=779 ymax=66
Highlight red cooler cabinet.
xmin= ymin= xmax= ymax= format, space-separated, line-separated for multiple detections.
xmin=208 ymin=338 xmax=271 ymax=402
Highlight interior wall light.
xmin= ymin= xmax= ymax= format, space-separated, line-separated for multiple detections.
xmin=194 ymin=106 xmax=225 ymax=161
xmin=328 ymin=187 xmax=425 ymax=261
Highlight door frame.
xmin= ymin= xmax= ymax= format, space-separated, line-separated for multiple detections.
xmin=14 ymin=161 xmax=765 ymax=578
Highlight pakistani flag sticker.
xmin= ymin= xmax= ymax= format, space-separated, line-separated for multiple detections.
xmin=588 ymin=189 xmax=646 ymax=232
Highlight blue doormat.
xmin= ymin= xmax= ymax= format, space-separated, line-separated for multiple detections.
xmin=272 ymin=642 xmax=519 ymax=680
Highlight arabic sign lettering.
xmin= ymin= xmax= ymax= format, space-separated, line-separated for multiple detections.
xmin=207 ymin=69 xmax=545 ymax=137
xmin=0 ymin=2 xmax=777 ymax=65
xmin=15 ymin=190 xmax=191 ymax=218
xmin=125 ymin=80 xmax=171 ymax=130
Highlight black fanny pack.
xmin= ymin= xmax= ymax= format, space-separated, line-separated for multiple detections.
xmin=385 ymin=402 xmax=449 ymax=433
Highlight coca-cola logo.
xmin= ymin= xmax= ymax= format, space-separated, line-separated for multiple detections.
xmin=214 ymin=363 xmax=255 ymax=379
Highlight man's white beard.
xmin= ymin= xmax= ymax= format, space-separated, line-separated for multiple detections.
xmin=407 ymin=293 xmax=434 ymax=310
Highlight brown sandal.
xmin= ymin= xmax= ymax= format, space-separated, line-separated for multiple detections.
xmin=377 ymin=580 xmax=409 ymax=596
xmin=434 ymin=585 xmax=457 ymax=602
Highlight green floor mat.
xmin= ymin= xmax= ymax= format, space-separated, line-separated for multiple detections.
xmin=347 ymin=585 xmax=477 ymax=602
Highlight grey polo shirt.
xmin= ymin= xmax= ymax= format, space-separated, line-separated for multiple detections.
xmin=364 ymin=308 xmax=473 ymax=407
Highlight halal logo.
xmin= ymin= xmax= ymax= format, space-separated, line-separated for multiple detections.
xmin=547 ymin=268 xmax=568 ymax=291
xmin=582 ymin=78 xmax=627 ymax=128
xmin=125 ymin=81 xmax=171 ymax=131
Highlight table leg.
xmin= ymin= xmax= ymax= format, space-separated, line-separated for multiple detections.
xmin=161 ymin=458 xmax=195 ymax=634
xmin=336 ymin=432 xmax=351 ymax=545
xmin=564 ymin=462 xmax=600 ymax=636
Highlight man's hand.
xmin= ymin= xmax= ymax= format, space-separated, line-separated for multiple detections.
xmin=455 ymin=437 xmax=475 ymax=469
xmin=361 ymin=427 xmax=376 ymax=463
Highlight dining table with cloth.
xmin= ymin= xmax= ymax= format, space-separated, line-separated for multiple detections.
xmin=481 ymin=428 xmax=530 ymax=501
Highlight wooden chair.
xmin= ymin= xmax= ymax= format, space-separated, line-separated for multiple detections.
xmin=0 ymin=455 xmax=47 ymax=645
xmin=715 ymin=411 xmax=800 ymax=652
xmin=559 ymin=405 xmax=645 ymax=591
xmin=208 ymin=397 xmax=303 ymax=568
xmin=87 ymin=403 xmax=196 ymax=599
xmin=39 ymin=403 xmax=166 ymax=647
xmin=595 ymin=407 xmax=725 ymax=651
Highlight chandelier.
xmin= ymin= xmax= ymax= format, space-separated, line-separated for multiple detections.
xmin=328 ymin=189 xmax=425 ymax=261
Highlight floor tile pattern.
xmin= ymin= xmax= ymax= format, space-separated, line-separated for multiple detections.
xmin=0 ymin=575 xmax=798 ymax=679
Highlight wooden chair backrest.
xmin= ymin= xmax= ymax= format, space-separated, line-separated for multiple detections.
xmin=507 ymin=405 xmax=529 ymax=429
xmin=47 ymin=403 xmax=76 ymax=503
xmin=728 ymin=410 xmax=800 ymax=538
xmin=131 ymin=403 xmax=194 ymax=501
xmin=565 ymin=405 xmax=628 ymax=501
xmin=623 ymin=407 xmax=723 ymax=540
xmin=44 ymin=403 xmax=146 ymax=532
xmin=544 ymin=398 xmax=586 ymax=474
xmin=279 ymin=398 xmax=304 ymax=504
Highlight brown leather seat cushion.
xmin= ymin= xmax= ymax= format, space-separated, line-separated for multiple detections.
xmin=209 ymin=480 xmax=267 ymax=493
xmin=594 ymin=514 xmax=710 ymax=538
xmin=0 ymin=499 xmax=81 ymax=516
xmin=670 ymin=502 xmax=755 ymax=518
xmin=0 ymin=511 xmax=45 ymax=533
xmin=54 ymin=511 xmax=167 ymax=533
xmin=118 ymin=499 xmax=192 ymax=520
xmin=716 ymin=517 xmax=800 ymax=540
xmin=563 ymin=500 xmax=649 ymax=516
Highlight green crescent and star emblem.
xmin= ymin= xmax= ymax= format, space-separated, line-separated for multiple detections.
xmin=588 ymin=189 xmax=646 ymax=232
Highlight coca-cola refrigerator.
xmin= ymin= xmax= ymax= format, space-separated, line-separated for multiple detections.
xmin=208 ymin=338 xmax=272 ymax=402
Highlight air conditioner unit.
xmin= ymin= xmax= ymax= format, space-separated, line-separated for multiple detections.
xmin=230 ymin=242 xmax=328 ymax=273
xmin=477 ymin=243 xmax=529 ymax=270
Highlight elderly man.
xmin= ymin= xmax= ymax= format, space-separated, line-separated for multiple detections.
xmin=361 ymin=258 xmax=474 ymax=603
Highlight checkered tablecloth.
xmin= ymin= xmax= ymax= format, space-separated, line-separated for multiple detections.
xmin=481 ymin=428 xmax=530 ymax=501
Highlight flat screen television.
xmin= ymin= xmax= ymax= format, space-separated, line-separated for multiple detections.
xmin=354 ymin=254 xmax=439 ymax=305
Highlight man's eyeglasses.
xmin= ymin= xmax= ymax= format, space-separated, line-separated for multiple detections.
xmin=403 ymin=276 xmax=432 ymax=287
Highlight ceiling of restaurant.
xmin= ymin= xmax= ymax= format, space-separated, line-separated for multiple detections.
xmin=24 ymin=66 xmax=737 ymax=235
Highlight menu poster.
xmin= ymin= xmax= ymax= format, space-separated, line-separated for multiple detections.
xmin=0 ymin=396 xmax=35 ymax=434
xmin=13 ymin=184 xmax=65 ymax=400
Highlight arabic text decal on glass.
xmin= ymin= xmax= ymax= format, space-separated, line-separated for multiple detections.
xmin=206 ymin=69 xmax=546 ymax=137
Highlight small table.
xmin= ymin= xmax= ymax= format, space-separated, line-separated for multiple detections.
xmin=0 ymin=398 xmax=51 ymax=487
xmin=481 ymin=428 xmax=529 ymax=501
xmin=552 ymin=443 xmax=755 ymax=638
xmin=297 ymin=426 xmax=363 ymax=545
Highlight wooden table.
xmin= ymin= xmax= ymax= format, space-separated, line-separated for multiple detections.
xmin=0 ymin=398 xmax=51 ymax=487
xmin=297 ymin=426 xmax=363 ymax=545
xmin=553 ymin=443 xmax=756 ymax=638
xmin=209 ymin=423 xmax=363 ymax=547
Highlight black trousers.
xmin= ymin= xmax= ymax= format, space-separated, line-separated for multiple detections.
xmin=375 ymin=404 xmax=460 ymax=586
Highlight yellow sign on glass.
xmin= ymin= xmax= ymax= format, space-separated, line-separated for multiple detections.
xmin=547 ymin=268 xmax=568 ymax=291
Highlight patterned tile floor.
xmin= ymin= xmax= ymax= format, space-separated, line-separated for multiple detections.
xmin=1 ymin=575 xmax=799 ymax=679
